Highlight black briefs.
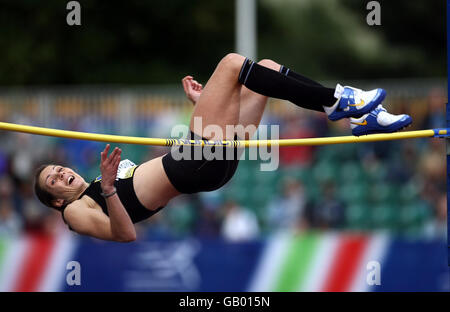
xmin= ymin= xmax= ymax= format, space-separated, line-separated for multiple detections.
xmin=162 ymin=131 xmax=242 ymax=194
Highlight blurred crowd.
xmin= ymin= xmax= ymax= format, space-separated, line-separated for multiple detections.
xmin=0 ymin=85 xmax=447 ymax=241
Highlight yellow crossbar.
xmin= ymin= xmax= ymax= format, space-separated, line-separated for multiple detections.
xmin=0 ymin=121 xmax=446 ymax=147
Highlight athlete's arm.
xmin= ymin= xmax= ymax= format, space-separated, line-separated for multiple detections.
xmin=99 ymin=144 xmax=137 ymax=242
xmin=64 ymin=145 xmax=136 ymax=242
xmin=63 ymin=201 xmax=125 ymax=242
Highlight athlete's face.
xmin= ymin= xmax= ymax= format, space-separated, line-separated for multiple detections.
xmin=39 ymin=165 xmax=86 ymax=207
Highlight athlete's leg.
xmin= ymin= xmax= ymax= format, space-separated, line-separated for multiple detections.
xmin=191 ymin=53 xmax=411 ymax=140
xmin=191 ymin=54 xmax=329 ymax=141
xmin=238 ymin=58 xmax=337 ymax=111
xmin=279 ymin=65 xmax=325 ymax=88
xmin=190 ymin=53 xmax=245 ymax=140
xmin=238 ymin=58 xmax=412 ymax=134
xmin=237 ymin=59 xmax=331 ymax=139
xmin=237 ymin=59 xmax=280 ymax=139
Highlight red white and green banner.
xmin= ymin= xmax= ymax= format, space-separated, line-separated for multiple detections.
xmin=0 ymin=231 xmax=447 ymax=292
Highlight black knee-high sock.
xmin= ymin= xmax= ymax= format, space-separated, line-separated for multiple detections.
xmin=279 ymin=65 xmax=324 ymax=87
xmin=239 ymin=59 xmax=336 ymax=113
xmin=279 ymin=65 xmax=327 ymax=112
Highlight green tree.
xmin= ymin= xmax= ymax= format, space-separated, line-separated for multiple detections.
xmin=258 ymin=0 xmax=445 ymax=80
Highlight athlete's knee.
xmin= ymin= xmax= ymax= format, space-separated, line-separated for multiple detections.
xmin=258 ymin=59 xmax=281 ymax=71
xmin=219 ymin=53 xmax=246 ymax=73
xmin=222 ymin=52 xmax=245 ymax=63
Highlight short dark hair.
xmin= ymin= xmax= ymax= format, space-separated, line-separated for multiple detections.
xmin=34 ymin=164 xmax=63 ymax=211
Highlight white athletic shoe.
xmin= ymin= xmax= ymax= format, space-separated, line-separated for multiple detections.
xmin=324 ymin=84 xmax=387 ymax=121
xmin=350 ymin=105 xmax=413 ymax=136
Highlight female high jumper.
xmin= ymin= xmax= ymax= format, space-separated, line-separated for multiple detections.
xmin=34 ymin=54 xmax=412 ymax=242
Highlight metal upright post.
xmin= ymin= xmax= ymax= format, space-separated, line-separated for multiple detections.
xmin=236 ymin=0 xmax=257 ymax=61
xmin=447 ymin=0 xmax=450 ymax=266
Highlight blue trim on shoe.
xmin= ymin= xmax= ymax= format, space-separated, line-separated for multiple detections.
xmin=328 ymin=88 xmax=386 ymax=121
xmin=351 ymin=114 xmax=413 ymax=136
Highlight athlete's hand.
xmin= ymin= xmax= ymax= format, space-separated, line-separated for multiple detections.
xmin=100 ymin=144 xmax=121 ymax=194
xmin=182 ymin=75 xmax=203 ymax=104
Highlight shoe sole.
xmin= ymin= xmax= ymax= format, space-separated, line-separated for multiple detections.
xmin=352 ymin=118 xmax=413 ymax=137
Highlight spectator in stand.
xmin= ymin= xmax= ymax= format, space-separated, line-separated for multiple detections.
xmin=266 ymin=177 xmax=307 ymax=232
xmin=422 ymin=87 xmax=446 ymax=130
xmin=221 ymin=200 xmax=260 ymax=242
xmin=419 ymin=139 xmax=446 ymax=206
xmin=305 ymin=180 xmax=346 ymax=229
xmin=424 ymin=194 xmax=447 ymax=239
xmin=279 ymin=114 xmax=317 ymax=167
xmin=0 ymin=175 xmax=23 ymax=236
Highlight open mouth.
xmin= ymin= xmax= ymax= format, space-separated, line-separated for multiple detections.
xmin=68 ymin=176 xmax=75 ymax=185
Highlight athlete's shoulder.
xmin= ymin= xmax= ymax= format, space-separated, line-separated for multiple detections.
xmin=66 ymin=197 xmax=87 ymax=211
xmin=68 ymin=192 xmax=98 ymax=211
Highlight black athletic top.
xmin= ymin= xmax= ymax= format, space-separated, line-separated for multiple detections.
xmin=61 ymin=161 xmax=163 ymax=229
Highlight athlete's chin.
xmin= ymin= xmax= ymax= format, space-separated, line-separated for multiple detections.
xmin=73 ymin=179 xmax=84 ymax=189
xmin=74 ymin=175 xmax=85 ymax=185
